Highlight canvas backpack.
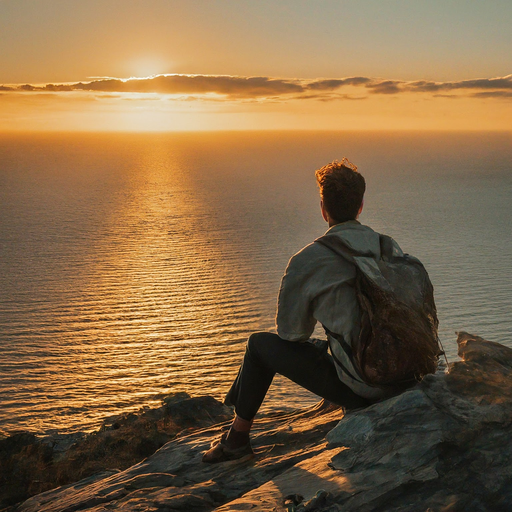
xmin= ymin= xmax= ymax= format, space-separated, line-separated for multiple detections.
xmin=316 ymin=233 xmax=442 ymax=386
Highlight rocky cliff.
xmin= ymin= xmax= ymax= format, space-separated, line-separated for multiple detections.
xmin=9 ymin=332 xmax=512 ymax=512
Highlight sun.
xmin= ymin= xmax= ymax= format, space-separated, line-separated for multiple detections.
xmin=126 ymin=57 xmax=171 ymax=79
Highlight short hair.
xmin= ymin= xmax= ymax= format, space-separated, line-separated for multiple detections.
xmin=315 ymin=158 xmax=366 ymax=223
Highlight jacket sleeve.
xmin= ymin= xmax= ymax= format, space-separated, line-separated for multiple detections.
xmin=275 ymin=252 xmax=317 ymax=342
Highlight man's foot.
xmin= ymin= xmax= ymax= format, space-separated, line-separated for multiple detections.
xmin=202 ymin=432 xmax=254 ymax=463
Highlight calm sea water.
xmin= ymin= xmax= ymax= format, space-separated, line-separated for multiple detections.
xmin=1 ymin=131 xmax=511 ymax=435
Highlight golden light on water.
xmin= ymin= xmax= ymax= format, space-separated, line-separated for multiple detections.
xmin=2 ymin=131 xmax=512 ymax=433
xmin=54 ymin=137 xmax=268 ymax=429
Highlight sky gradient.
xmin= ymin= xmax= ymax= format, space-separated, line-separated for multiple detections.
xmin=1 ymin=0 xmax=511 ymax=131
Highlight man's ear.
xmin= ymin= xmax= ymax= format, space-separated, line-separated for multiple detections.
xmin=358 ymin=199 xmax=364 ymax=216
xmin=320 ymin=200 xmax=329 ymax=223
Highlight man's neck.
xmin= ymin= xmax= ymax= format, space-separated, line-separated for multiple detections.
xmin=329 ymin=216 xmax=359 ymax=227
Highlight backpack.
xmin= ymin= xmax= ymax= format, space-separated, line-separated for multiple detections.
xmin=316 ymin=233 xmax=441 ymax=386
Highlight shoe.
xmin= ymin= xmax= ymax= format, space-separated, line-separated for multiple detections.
xmin=202 ymin=432 xmax=254 ymax=463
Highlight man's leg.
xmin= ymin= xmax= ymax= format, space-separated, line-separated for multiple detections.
xmin=203 ymin=332 xmax=369 ymax=462
xmin=225 ymin=331 xmax=369 ymax=420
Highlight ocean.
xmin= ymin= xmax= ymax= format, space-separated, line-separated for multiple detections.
xmin=1 ymin=131 xmax=511 ymax=435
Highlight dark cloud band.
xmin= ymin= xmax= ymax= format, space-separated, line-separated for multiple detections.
xmin=2 ymin=73 xmax=511 ymax=100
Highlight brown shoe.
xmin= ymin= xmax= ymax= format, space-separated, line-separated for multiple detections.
xmin=202 ymin=433 xmax=254 ymax=463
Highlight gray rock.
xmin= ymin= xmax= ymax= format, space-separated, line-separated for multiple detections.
xmin=217 ymin=332 xmax=512 ymax=511
xmin=13 ymin=332 xmax=512 ymax=512
xmin=15 ymin=401 xmax=343 ymax=512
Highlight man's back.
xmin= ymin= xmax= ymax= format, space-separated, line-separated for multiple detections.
xmin=276 ymin=220 xmax=391 ymax=400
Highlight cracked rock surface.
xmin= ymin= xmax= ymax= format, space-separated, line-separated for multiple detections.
xmin=13 ymin=332 xmax=512 ymax=512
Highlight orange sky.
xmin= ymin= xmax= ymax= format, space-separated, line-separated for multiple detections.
xmin=1 ymin=0 xmax=511 ymax=132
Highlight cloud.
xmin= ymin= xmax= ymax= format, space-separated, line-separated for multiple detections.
xmin=404 ymin=75 xmax=512 ymax=94
xmin=291 ymin=92 xmax=367 ymax=102
xmin=433 ymin=94 xmax=460 ymax=99
xmin=366 ymin=80 xmax=403 ymax=95
xmin=305 ymin=77 xmax=372 ymax=91
xmin=471 ymin=91 xmax=512 ymax=99
xmin=450 ymin=76 xmax=512 ymax=90
xmin=2 ymin=73 xmax=511 ymax=101
xmin=58 ymin=75 xmax=305 ymax=97
xmin=406 ymin=81 xmax=444 ymax=93
xmin=19 ymin=84 xmax=38 ymax=91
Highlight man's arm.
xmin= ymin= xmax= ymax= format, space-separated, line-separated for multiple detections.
xmin=275 ymin=250 xmax=317 ymax=342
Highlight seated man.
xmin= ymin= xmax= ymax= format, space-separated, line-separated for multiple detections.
xmin=203 ymin=158 xmax=393 ymax=463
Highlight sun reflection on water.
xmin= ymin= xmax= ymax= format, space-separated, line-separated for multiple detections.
xmin=1 ymin=131 xmax=511 ymax=435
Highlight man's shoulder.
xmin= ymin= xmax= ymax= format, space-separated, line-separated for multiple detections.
xmin=286 ymin=239 xmax=353 ymax=276
xmin=289 ymin=240 xmax=334 ymax=265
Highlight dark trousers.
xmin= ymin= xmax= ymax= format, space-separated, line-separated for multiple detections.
xmin=225 ymin=332 xmax=371 ymax=421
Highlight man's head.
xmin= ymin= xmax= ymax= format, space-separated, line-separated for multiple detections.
xmin=315 ymin=158 xmax=365 ymax=225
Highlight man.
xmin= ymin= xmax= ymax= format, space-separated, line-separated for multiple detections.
xmin=203 ymin=158 xmax=393 ymax=463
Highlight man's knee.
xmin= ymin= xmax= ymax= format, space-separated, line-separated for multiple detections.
xmin=247 ymin=332 xmax=268 ymax=353
xmin=246 ymin=332 xmax=279 ymax=360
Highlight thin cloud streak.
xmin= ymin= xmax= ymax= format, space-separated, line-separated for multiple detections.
xmin=2 ymin=74 xmax=512 ymax=101
xmin=471 ymin=91 xmax=512 ymax=99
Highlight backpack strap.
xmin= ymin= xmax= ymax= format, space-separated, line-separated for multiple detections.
xmin=314 ymin=234 xmax=374 ymax=262
xmin=315 ymin=234 xmax=396 ymax=294
xmin=316 ymin=233 xmax=401 ymax=261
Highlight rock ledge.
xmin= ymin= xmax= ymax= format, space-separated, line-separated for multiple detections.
xmin=13 ymin=332 xmax=512 ymax=512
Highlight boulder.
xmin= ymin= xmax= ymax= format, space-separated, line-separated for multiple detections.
xmin=0 ymin=393 xmax=233 ymax=509
xmin=222 ymin=332 xmax=512 ymax=511
xmin=12 ymin=332 xmax=512 ymax=512
xmin=14 ymin=401 xmax=343 ymax=512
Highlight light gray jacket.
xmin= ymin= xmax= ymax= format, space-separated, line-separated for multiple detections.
xmin=276 ymin=220 xmax=392 ymax=399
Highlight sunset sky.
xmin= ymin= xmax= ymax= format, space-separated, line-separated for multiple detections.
xmin=1 ymin=0 xmax=511 ymax=132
